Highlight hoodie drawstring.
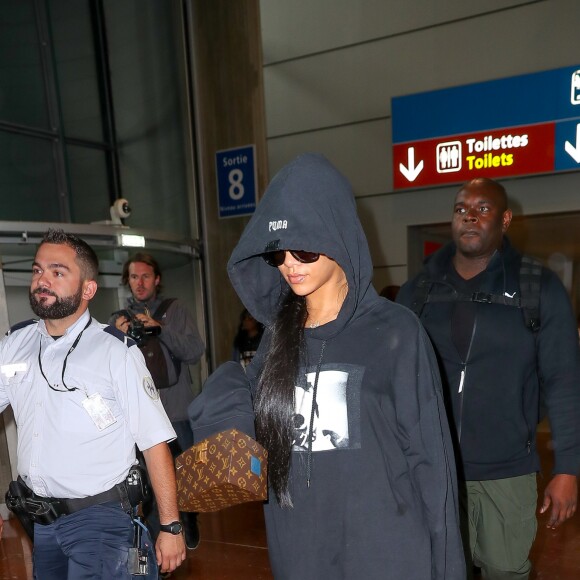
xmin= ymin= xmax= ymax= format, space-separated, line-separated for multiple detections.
xmin=306 ymin=340 xmax=327 ymax=488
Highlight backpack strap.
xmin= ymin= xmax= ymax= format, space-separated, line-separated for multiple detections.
xmin=152 ymin=298 xmax=176 ymax=322
xmin=518 ymin=255 xmax=542 ymax=333
xmin=151 ymin=298 xmax=182 ymax=379
xmin=411 ymin=254 xmax=542 ymax=332
xmin=425 ymin=292 xmax=521 ymax=306
xmin=410 ymin=272 xmax=432 ymax=317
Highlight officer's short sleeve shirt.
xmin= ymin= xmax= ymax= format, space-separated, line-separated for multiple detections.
xmin=0 ymin=310 xmax=176 ymax=498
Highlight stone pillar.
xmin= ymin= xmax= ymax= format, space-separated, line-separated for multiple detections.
xmin=187 ymin=0 xmax=268 ymax=368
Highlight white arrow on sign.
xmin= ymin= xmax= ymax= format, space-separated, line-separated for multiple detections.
xmin=565 ymin=123 xmax=580 ymax=163
xmin=399 ymin=147 xmax=424 ymax=182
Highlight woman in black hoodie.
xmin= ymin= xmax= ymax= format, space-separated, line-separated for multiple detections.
xmin=227 ymin=153 xmax=465 ymax=579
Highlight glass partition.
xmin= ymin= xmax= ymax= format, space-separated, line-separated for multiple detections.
xmin=0 ymin=0 xmax=49 ymax=129
xmin=0 ymin=132 xmax=60 ymax=221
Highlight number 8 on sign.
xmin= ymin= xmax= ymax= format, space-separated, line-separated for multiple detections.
xmin=228 ymin=169 xmax=244 ymax=200
xmin=216 ymin=145 xmax=256 ymax=218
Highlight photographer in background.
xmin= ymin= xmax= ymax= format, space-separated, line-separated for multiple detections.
xmin=110 ymin=253 xmax=205 ymax=550
xmin=232 ymin=308 xmax=264 ymax=368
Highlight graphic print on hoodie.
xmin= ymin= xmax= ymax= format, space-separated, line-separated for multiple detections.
xmin=227 ymin=153 xmax=465 ymax=580
xmin=293 ymin=364 xmax=362 ymax=453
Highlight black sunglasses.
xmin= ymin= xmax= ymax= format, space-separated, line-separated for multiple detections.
xmin=262 ymin=249 xmax=320 ymax=267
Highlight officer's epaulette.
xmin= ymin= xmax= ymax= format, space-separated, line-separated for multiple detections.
xmin=103 ymin=325 xmax=137 ymax=348
xmin=6 ymin=319 xmax=38 ymax=336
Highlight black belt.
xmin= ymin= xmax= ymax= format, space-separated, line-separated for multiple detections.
xmin=18 ymin=477 xmax=129 ymax=519
xmin=52 ymin=485 xmax=126 ymax=516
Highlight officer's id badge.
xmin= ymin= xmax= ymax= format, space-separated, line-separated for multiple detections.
xmin=0 ymin=362 xmax=27 ymax=378
xmin=143 ymin=377 xmax=159 ymax=400
xmin=81 ymin=392 xmax=117 ymax=430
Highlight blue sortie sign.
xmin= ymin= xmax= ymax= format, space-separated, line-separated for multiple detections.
xmin=215 ymin=145 xmax=257 ymax=218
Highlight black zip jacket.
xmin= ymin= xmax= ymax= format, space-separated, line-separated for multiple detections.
xmin=398 ymin=238 xmax=580 ymax=481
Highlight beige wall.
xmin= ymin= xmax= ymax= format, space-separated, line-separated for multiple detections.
xmin=189 ymin=0 xmax=580 ymax=366
xmin=259 ymin=0 xmax=580 ymax=291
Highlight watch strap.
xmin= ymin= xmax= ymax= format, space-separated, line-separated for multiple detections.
xmin=159 ymin=520 xmax=183 ymax=535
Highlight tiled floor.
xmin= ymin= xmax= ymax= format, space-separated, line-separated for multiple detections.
xmin=1 ymin=431 xmax=579 ymax=579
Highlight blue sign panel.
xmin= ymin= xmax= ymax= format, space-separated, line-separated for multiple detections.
xmin=392 ymin=65 xmax=580 ymax=143
xmin=392 ymin=65 xmax=580 ymax=189
xmin=216 ymin=145 xmax=257 ymax=218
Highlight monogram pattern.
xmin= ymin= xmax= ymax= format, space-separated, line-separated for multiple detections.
xmin=175 ymin=429 xmax=268 ymax=513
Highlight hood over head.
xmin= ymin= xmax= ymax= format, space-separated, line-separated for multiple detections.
xmin=227 ymin=153 xmax=374 ymax=337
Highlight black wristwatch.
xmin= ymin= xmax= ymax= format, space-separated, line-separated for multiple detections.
xmin=159 ymin=521 xmax=183 ymax=535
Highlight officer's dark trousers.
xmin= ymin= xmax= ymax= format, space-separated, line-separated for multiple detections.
xmin=33 ymin=502 xmax=134 ymax=580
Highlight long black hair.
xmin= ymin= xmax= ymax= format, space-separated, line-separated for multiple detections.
xmin=254 ymin=291 xmax=307 ymax=508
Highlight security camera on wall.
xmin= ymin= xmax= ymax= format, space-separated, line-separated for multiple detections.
xmin=91 ymin=198 xmax=131 ymax=226
xmin=110 ymin=198 xmax=131 ymax=224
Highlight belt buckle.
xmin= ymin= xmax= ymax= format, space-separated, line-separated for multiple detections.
xmin=472 ymin=292 xmax=492 ymax=304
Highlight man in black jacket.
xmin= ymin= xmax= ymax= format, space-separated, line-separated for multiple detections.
xmin=398 ymin=178 xmax=580 ymax=579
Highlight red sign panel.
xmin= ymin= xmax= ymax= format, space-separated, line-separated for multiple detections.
xmin=393 ymin=122 xmax=555 ymax=190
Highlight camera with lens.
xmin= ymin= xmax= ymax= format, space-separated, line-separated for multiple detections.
xmin=114 ymin=310 xmax=160 ymax=346
xmin=126 ymin=316 xmax=160 ymax=346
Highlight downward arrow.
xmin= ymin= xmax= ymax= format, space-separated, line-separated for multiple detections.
xmin=565 ymin=123 xmax=580 ymax=163
xmin=399 ymin=147 xmax=424 ymax=182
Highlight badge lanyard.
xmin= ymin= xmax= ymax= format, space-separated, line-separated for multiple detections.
xmin=38 ymin=318 xmax=92 ymax=393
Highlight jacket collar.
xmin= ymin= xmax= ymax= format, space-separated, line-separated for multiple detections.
xmin=425 ymin=236 xmax=517 ymax=280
